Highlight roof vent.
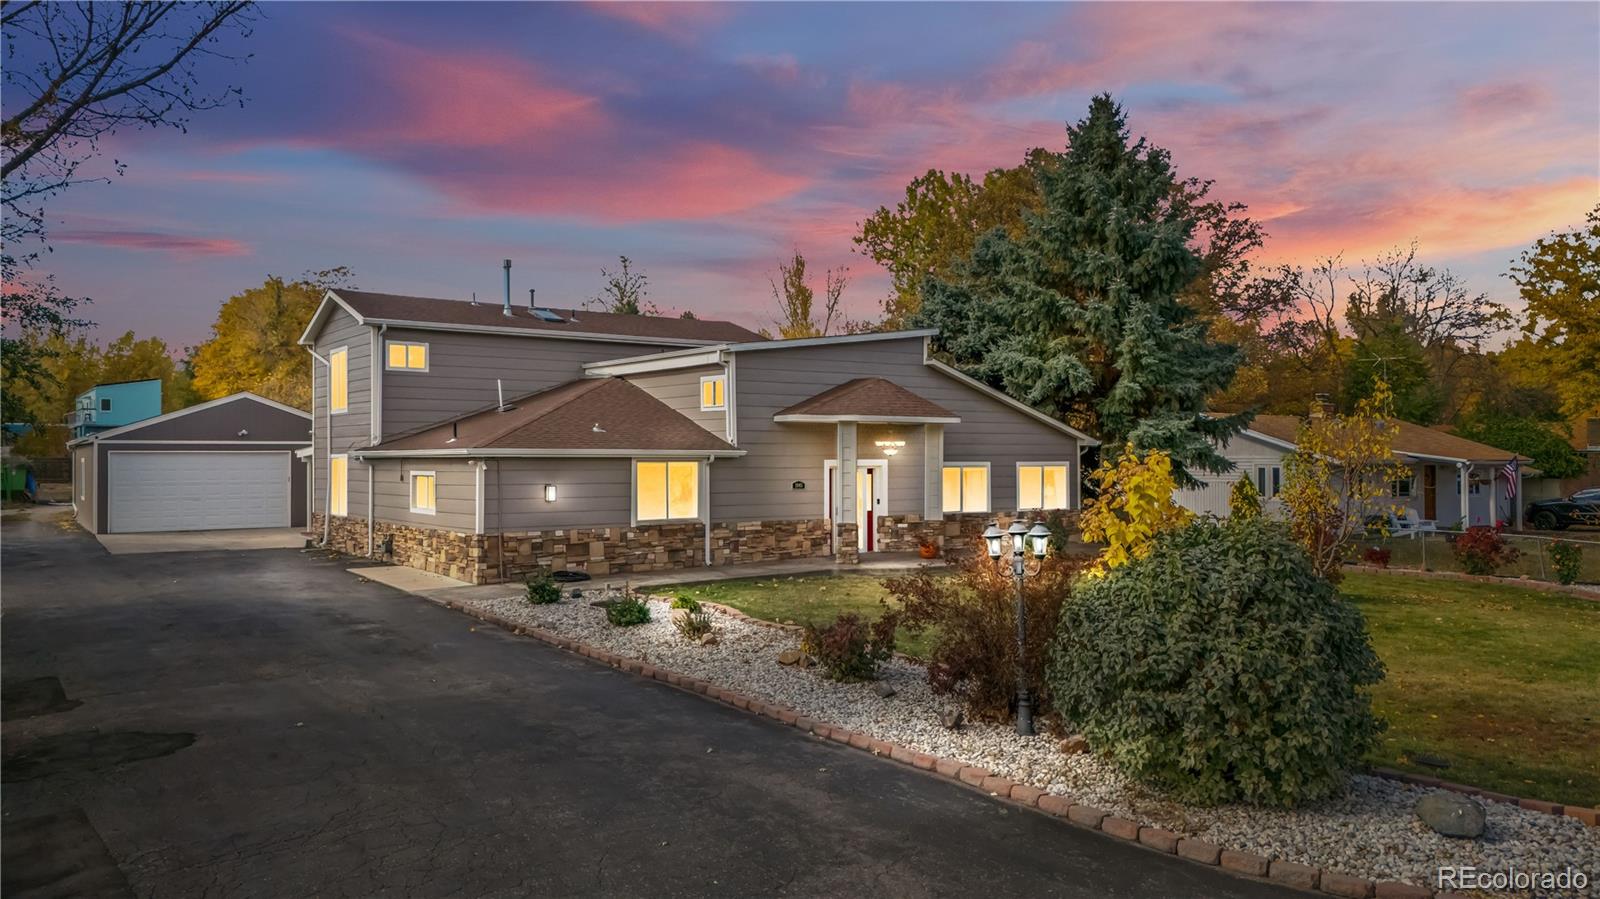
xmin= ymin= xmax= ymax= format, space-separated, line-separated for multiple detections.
xmin=591 ymin=422 xmax=605 ymax=433
xmin=496 ymin=379 xmax=514 ymax=413
xmin=470 ymin=291 xmax=477 ymax=306
xmin=502 ymin=259 xmax=513 ymax=317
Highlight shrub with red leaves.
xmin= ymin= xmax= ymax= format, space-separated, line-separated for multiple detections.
xmin=800 ymin=612 xmax=898 ymax=682
xmin=884 ymin=554 xmax=1084 ymax=722
xmin=1451 ymin=525 xmax=1520 ymax=575
xmin=1361 ymin=545 xmax=1392 ymax=569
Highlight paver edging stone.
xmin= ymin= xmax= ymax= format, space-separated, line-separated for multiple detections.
xmin=423 ymin=591 xmax=1509 ymax=899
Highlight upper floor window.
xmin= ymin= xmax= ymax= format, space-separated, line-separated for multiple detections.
xmin=386 ymin=340 xmax=428 ymax=371
xmin=699 ymin=375 xmax=726 ymax=411
xmin=635 ymin=460 xmax=699 ymax=522
xmin=1017 ymin=463 xmax=1069 ymax=511
xmin=329 ymin=347 xmax=348 ymax=414
xmin=410 ymin=471 xmax=437 ymax=514
xmin=942 ymin=464 xmax=990 ymax=514
xmin=100 ymin=398 xmax=112 ymax=412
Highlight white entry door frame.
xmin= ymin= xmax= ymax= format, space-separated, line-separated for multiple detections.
xmin=824 ymin=458 xmax=888 ymax=553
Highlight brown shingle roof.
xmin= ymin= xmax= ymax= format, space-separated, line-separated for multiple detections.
xmin=1244 ymin=414 xmax=1530 ymax=463
xmin=367 ymin=378 xmax=736 ymax=454
xmin=775 ymin=378 xmax=959 ymax=421
xmin=334 ymin=290 xmax=761 ymax=343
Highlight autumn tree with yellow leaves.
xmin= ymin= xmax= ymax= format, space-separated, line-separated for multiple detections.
xmin=1078 ymin=447 xmax=1192 ymax=575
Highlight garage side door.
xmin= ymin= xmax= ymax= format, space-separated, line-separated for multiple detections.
xmin=1175 ymin=474 xmax=1240 ymax=518
xmin=108 ymin=451 xmax=289 ymax=533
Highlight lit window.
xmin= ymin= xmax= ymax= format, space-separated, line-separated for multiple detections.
xmin=386 ymin=341 xmax=428 ymax=371
xmin=1018 ymin=463 xmax=1069 ymax=511
xmin=942 ymin=464 xmax=989 ymax=514
xmin=329 ymin=347 xmax=348 ymax=413
xmin=699 ymin=375 xmax=726 ymax=411
xmin=330 ymin=455 xmax=348 ymax=516
xmin=635 ymin=460 xmax=699 ymax=521
xmin=410 ymin=471 xmax=436 ymax=514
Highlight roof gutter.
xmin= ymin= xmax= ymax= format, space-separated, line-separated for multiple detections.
xmin=352 ymin=447 xmax=747 ymax=460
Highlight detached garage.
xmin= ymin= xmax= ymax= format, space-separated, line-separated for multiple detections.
xmin=69 ymin=392 xmax=311 ymax=535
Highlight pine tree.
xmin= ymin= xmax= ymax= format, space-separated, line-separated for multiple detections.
xmin=915 ymin=95 xmax=1247 ymax=480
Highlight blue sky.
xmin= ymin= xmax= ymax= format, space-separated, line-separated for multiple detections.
xmin=16 ymin=1 xmax=1598 ymax=349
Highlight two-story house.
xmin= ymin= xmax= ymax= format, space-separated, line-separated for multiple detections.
xmin=69 ymin=378 xmax=163 ymax=440
xmin=300 ymin=283 xmax=1095 ymax=583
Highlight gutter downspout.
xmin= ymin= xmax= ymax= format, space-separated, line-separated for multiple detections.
xmin=704 ymin=456 xmax=715 ymax=567
xmin=369 ymin=323 xmax=387 ymax=558
xmin=306 ymin=346 xmax=332 ymax=545
xmin=367 ymin=465 xmax=375 ymax=557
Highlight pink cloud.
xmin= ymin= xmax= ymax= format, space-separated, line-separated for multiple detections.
xmin=583 ymin=2 xmax=732 ymax=41
xmin=53 ymin=229 xmax=250 ymax=257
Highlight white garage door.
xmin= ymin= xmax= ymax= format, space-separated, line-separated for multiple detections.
xmin=108 ymin=451 xmax=289 ymax=533
xmin=1175 ymin=474 xmax=1241 ymax=518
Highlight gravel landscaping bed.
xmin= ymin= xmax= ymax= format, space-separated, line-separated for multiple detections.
xmin=466 ymin=591 xmax=1599 ymax=896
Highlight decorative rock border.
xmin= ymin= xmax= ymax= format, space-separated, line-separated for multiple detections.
xmin=424 ymin=591 xmax=1597 ymax=899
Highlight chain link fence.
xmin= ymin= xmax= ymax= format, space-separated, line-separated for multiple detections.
xmin=1355 ymin=530 xmax=1600 ymax=585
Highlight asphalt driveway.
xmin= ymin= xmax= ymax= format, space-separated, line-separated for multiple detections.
xmin=2 ymin=513 xmax=1298 ymax=898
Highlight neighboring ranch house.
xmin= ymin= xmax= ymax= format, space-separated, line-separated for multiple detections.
xmin=68 ymin=392 xmax=311 ymax=534
xmin=300 ymin=288 xmax=1096 ymax=583
xmin=1176 ymin=414 xmax=1532 ymax=529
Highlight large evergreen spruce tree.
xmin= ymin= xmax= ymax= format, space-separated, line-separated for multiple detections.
xmin=915 ymin=95 xmax=1248 ymax=479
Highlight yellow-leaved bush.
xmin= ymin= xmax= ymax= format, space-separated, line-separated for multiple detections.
xmin=1078 ymin=447 xmax=1191 ymax=575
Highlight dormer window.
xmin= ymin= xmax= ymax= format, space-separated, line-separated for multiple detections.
xmin=700 ymin=374 xmax=726 ymax=411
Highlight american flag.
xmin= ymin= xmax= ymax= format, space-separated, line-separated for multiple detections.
xmin=1503 ymin=458 xmax=1519 ymax=500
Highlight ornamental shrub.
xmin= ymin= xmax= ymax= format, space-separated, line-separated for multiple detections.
xmin=1451 ymin=526 xmax=1519 ymax=576
xmin=800 ymin=612 xmax=897 ymax=682
xmin=1049 ymin=516 xmax=1385 ymax=807
xmin=524 ymin=569 xmax=562 ymax=605
xmin=885 ymin=555 xmax=1084 ymax=721
xmin=1548 ymin=541 xmax=1581 ymax=585
xmin=1360 ymin=545 xmax=1392 ymax=569
xmin=1229 ymin=476 xmax=1262 ymax=520
xmin=604 ymin=594 xmax=651 ymax=627
xmin=671 ymin=598 xmax=714 ymax=641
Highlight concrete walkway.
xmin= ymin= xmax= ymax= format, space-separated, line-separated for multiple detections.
xmin=371 ymin=551 xmax=953 ymax=605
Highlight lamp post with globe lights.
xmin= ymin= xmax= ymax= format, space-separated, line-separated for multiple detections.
xmin=981 ymin=518 xmax=1054 ymax=736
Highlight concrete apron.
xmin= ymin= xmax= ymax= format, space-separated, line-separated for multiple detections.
xmin=97 ymin=528 xmax=306 ymax=555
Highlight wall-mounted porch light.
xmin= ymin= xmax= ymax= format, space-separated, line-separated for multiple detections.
xmin=543 ymin=484 xmax=557 ymax=503
xmin=874 ymin=439 xmax=906 ymax=457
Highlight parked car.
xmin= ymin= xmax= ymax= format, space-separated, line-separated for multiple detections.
xmin=1527 ymin=488 xmax=1600 ymax=530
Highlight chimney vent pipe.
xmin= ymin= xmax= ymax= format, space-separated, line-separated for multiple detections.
xmin=502 ymin=259 xmax=512 ymax=317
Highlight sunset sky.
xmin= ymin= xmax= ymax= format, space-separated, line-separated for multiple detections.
xmin=23 ymin=1 xmax=1600 ymax=348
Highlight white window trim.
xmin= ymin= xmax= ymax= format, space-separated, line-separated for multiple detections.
xmin=630 ymin=458 xmax=704 ymax=525
xmin=409 ymin=470 xmax=437 ymax=515
xmin=1015 ymin=461 xmax=1072 ymax=511
xmin=328 ymin=346 xmax=349 ymax=415
xmin=699 ymin=374 xmax=726 ymax=411
xmin=385 ymin=339 xmax=430 ymax=372
xmin=330 ymin=453 xmax=349 ymax=517
xmin=100 ymin=398 xmax=113 ymax=412
xmin=943 ymin=461 xmax=991 ymax=514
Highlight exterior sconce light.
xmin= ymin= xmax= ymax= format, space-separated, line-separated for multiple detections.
xmin=874 ymin=439 xmax=905 ymax=457
xmin=543 ymin=484 xmax=557 ymax=503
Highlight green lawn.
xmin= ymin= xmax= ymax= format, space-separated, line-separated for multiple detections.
xmin=664 ymin=571 xmax=1600 ymax=808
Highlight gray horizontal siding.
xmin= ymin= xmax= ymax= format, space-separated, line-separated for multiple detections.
xmin=312 ymin=306 xmax=372 ymax=516
xmin=378 ymin=328 xmax=678 ymax=439
xmin=624 ymin=364 xmax=727 ymax=439
xmin=488 ymin=458 xmax=633 ymax=530
xmin=718 ymin=336 xmax=1081 ymax=520
xmin=372 ymin=459 xmax=477 ymax=532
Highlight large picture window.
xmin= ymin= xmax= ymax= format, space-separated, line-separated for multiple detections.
xmin=330 ymin=454 xmax=348 ymax=516
xmin=942 ymin=464 xmax=989 ymax=514
xmin=410 ymin=471 xmax=436 ymax=514
xmin=1017 ymin=463 xmax=1069 ymax=511
xmin=635 ymin=460 xmax=699 ymax=522
xmin=329 ymin=347 xmax=348 ymax=413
